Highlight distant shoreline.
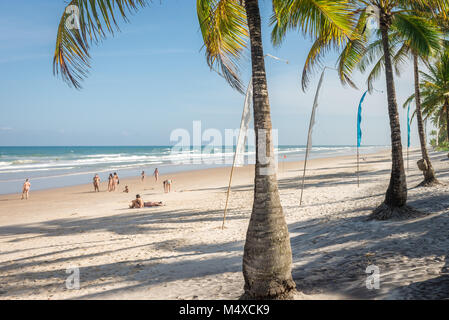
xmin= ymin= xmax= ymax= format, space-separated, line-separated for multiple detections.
xmin=0 ymin=147 xmax=391 ymax=198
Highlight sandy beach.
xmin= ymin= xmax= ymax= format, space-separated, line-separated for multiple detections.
xmin=0 ymin=148 xmax=448 ymax=300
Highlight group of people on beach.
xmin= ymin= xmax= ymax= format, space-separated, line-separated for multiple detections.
xmin=19 ymin=167 xmax=171 ymax=203
xmin=107 ymin=172 xmax=120 ymax=192
xmin=140 ymin=168 xmax=172 ymax=193
xmin=141 ymin=168 xmax=159 ymax=183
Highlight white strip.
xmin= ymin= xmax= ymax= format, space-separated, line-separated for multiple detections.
xmin=235 ymin=79 xmax=253 ymax=167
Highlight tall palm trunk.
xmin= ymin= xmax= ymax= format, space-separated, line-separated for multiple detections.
xmin=241 ymin=0 xmax=296 ymax=299
xmin=372 ymin=9 xmax=408 ymax=219
xmin=413 ymin=54 xmax=438 ymax=185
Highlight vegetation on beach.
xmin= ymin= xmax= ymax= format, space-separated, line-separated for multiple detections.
xmin=51 ymin=0 xmax=449 ymax=300
xmin=295 ymin=0 xmax=449 ymax=218
xmin=412 ymin=49 xmax=449 ymax=153
xmin=53 ymin=0 xmax=356 ymax=300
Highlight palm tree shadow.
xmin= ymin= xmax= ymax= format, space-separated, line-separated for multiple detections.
xmin=386 ymin=255 xmax=449 ymax=299
xmin=289 ymin=191 xmax=449 ymax=299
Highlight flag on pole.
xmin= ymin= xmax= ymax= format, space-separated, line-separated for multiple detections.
xmin=357 ymin=91 xmax=368 ymax=148
xmin=407 ymin=104 xmax=411 ymax=148
xmin=306 ymin=70 xmax=325 ymax=154
xmin=300 ymin=69 xmax=326 ymax=205
xmin=407 ymin=103 xmax=411 ymax=172
xmin=235 ymin=79 xmax=253 ymax=167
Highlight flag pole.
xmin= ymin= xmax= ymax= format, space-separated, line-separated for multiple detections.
xmin=222 ymin=151 xmax=238 ymax=230
xmin=222 ymin=79 xmax=252 ymax=230
xmin=356 ymin=90 xmax=368 ymax=188
xmin=299 ymin=145 xmax=311 ymax=206
xmin=407 ymin=104 xmax=411 ymax=173
xmin=222 ymin=54 xmax=288 ymax=228
xmin=357 ymin=144 xmax=360 ymax=188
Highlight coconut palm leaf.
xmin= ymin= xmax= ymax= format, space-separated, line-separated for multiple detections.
xmin=53 ymin=0 xmax=147 ymax=89
xmin=197 ymin=0 xmax=249 ymax=93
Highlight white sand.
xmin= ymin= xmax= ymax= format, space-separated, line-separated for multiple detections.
xmin=0 ymin=148 xmax=448 ymax=300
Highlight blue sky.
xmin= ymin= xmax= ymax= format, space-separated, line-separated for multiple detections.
xmin=0 ymin=0 xmax=423 ymax=146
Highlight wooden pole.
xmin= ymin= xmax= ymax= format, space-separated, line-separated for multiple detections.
xmin=357 ymin=146 xmax=360 ymax=187
xmin=299 ymin=148 xmax=310 ymax=206
xmin=407 ymin=146 xmax=409 ymax=173
xmin=222 ymin=151 xmax=238 ymax=230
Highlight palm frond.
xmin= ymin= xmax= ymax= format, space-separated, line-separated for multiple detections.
xmin=197 ymin=0 xmax=248 ymax=93
xmin=53 ymin=0 xmax=147 ymax=89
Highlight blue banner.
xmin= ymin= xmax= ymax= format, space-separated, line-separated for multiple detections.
xmin=357 ymin=91 xmax=368 ymax=148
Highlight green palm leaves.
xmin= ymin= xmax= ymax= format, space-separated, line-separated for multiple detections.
xmin=196 ymin=0 xmax=356 ymax=92
xmin=53 ymin=0 xmax=146 ymax=89
xmin=416 ymin=50 xmax=449 ymax=133
xmin=359 ymin=14 xmax=442 ymax=92
xmin=293 ymin=1 xmax=448 ymax=91
xmin=53 ymin=0 xmax=358 ymax=92
xmin=271 ymin=0 xmax=357 ymax=90
xmin=197 ymin=0 xmax=249 ymax=93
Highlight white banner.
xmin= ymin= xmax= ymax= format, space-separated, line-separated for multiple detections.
xmin=235 ymin=79 xmax=253 ymax=167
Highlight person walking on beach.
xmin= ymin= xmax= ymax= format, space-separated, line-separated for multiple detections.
xmin=93 ymin=174 xmax=100 ymax=192
xmin=113 ymin=172 xmax=119 ymax=191
xmin=141 ymin=171 xmax=145 ymax=182
xmin=108 ymin=174 xmax=114 ymax=192
xmin=154 ymin=168 xmax=159 ymax=182
xmin=21 ymin=179 xmax=30 ymax=200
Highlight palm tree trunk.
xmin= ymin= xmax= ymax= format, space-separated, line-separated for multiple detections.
xmin=371 ymin=9 xmax=408 ymax=219
xmin=413 ymin=54 xmax=438 ymax=185
xmin=241 ymin=0 xmax=296 ymax=299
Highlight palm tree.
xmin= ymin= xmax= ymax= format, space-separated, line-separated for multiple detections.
xmin=358 ymin=15 xmax=442 ymax=186
xmin=415 ymin=49 xmax=449 ymax=145
xmin=198 ymin=0 xmax=353 ymax=299
xmin=53 ymin=0 xmax=354 ymax=299
xmin=272 ymin=1 xmax=449 ymax=219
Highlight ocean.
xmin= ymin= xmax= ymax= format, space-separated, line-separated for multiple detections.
xmin=0 ymin=145 xmax=387 ymax=194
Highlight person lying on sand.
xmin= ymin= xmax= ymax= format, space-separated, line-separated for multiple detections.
xmin=129 ymin=194 xmax=163 ymax=208
xmin=123 ymin=186 xmax=129 ymax=193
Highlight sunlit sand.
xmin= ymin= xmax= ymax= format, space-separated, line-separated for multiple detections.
xmin=0 ymin=148 xmax=447 ymax=300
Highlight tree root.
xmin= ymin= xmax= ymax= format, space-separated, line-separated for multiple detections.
xmin=240 ymin=280 xmax=297 ymax=300
xmin=368 ymin=203 xmax=427 ymax=221
xmin=416 ymin=178 xmax=440 ymax=188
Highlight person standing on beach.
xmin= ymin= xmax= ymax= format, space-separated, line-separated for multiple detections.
xmin=108 ymin=174 xmax=114 ymax=192
xmin=163 ymin=179 xmax=172 ymax=193
xmin=93 ymin=174 xmax=100 ymax=192
xmin=113 ymin=172 xmax=119 ymax=191
xmin=154 ymin=168 xmax=159 ymax=182
xmin=21 ymin=179 xmax=30 ymax=200
xmin=141 ymin=171 xmax=145 ymax=182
